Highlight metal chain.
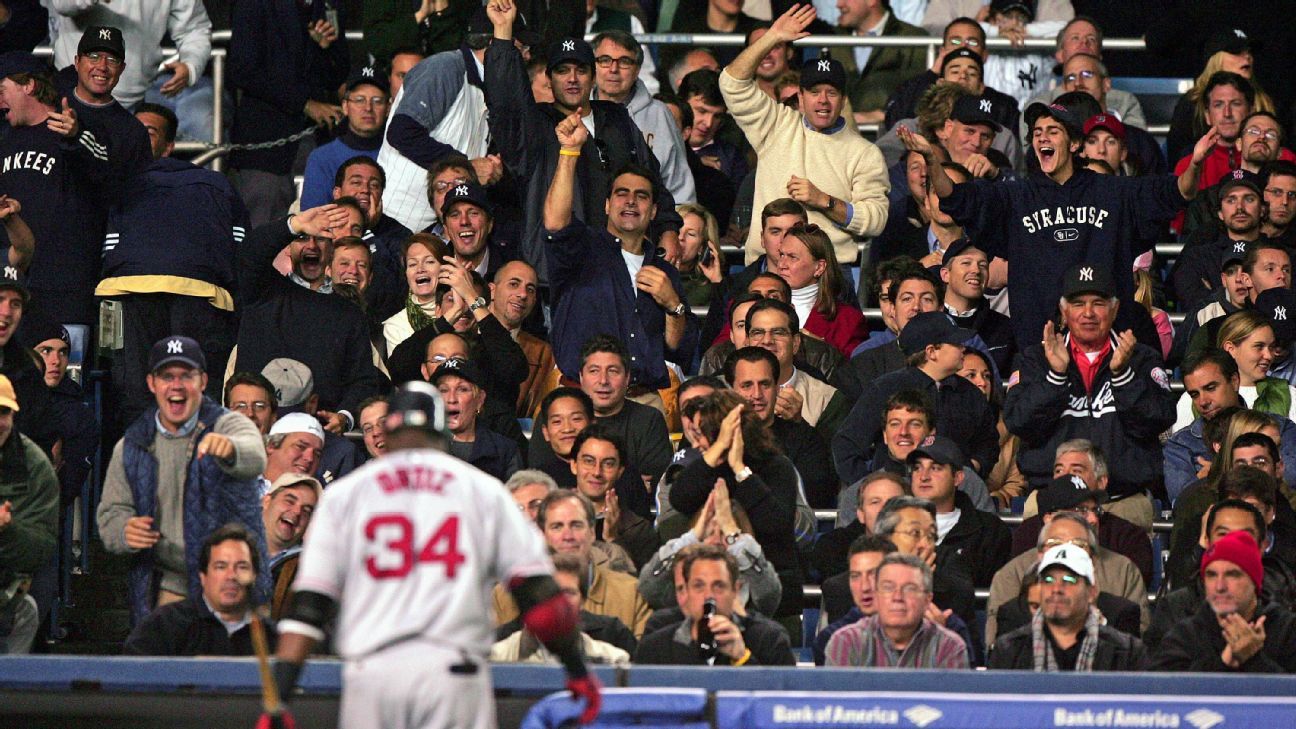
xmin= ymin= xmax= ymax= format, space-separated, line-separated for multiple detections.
xmin=196 ymin=126 xmax=319 ymax=153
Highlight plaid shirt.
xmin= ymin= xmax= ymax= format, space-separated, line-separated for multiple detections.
xmin=824 ymin=615 xmax=969 ymax=669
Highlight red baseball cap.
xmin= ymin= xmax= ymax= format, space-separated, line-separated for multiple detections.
xmin=1083 ymin=114 xmax=1126 ymax=141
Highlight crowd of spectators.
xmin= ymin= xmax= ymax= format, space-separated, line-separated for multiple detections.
xmin=0 ymin=0 xmax=1294 ymax=678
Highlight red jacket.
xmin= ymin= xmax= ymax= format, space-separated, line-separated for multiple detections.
xmin=1171 ymin=144 xmax=1296 ymax=233
xmin=805 ymin=305 xmax=868 ymax=358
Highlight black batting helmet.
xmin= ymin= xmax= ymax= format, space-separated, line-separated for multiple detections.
xmin=385 ymin=381 xmax=446 ymax=435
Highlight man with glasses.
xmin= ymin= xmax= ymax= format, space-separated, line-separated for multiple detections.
xmin=505 ymin=470 xmax=557 ymax=524
xmin=98 ymin=336 xmax=268 ymax=623
xmin=591 ymin=30 xmax=694 ymax=207
xmin=58 ymin=26 xmax=152 ymax=181
xmin=986 ymin=507 xmax=1149 ymax=648
xmin=745 ymin=298 xmax=850 ymax=445
xmin=1182 ymin=112 xmax=1295 ymax=246
xmin=258 ymin=358 xmax=360 ymax=485
xmin=989 ymin=543 xmax=1148 ymax=670
xmin=300 ymin=67 xmax=392 ymax=209
xmin=1261 ymin=160 xmax=1296 ymax=246
xmin=825 ymin=552 xmax=969 ymax=668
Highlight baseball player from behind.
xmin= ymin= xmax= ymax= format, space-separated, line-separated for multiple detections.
xmin=263 ymin=381 xmax=601 ymax=728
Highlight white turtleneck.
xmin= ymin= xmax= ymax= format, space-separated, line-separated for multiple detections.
xmin=790 ymin=283 xmax=818 ymax=328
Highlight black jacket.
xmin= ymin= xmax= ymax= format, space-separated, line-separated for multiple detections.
xmin=949 ymin=300 xmax=1016 ymax=375
xmin=1169 ymin=233 xmax=1256 ymax=313
xmin=989 ymin=622 xmax=1148 ymax=671
xmin=234 ymin=219 xmax=388 ymax=416
xmin=1150 ymin=600 xmax=1296 ymax=672
xmin=123 ymin=595 xmax=277 ymax=657
xmin=844 ymin=339 xmax=906 ymax=396
xmin=633 ymin=613 xmax=795 ymax=666
xmin=1004 ymin=334 xmax=1176 ymax=498
xmin=670 ymin=454 xmax=803 ymax=618
xmin=454 ymin=424 xmax=522 ymax=482
xmin=939 ymin=491 xmax=1013 ymax=589
xmin=834 ymin=366 xmax=999 ymax=486
xmin=770 ymin=415 xmax=839 ymax=509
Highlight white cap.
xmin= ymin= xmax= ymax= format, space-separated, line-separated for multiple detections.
xmin=269 ymin=412 xmax=325 ymax=443
xmin=1037 ymin=543 xmax=1095 ymax=584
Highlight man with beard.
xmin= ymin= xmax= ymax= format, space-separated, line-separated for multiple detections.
xmin=902 ymin=100 xmax=1218 ymax=353
xmin=989 ymin=544 xmax=1148 ymax=670
xmin=941 ymin=239 xmax=1014 ymax=373
xmin=1172 ymin=169 xmax=1265 ymax=311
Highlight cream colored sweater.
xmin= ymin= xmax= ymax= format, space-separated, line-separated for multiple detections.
xmin=719 ymin=70 xmax=891 ymax=265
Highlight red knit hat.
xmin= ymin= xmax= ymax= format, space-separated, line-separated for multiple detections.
xmin=1201 ymin=530 xmax=1265 ymax=589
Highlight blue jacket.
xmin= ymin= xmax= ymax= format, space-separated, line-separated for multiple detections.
xmin=98 ymin=157 xmax=249 ymax=311
xmin=121 ymin=398 xmax=270 ymax=624
xmin=1164 ymin=413 xmax=1296 ymax=505
xmin=463 ymin=425 xmax=522 ymax=482
xmin=300 ymin=130 xmax=381 ymax=210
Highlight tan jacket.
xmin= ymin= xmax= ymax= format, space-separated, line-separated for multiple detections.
xmin=515 ymin=330 xmax=556 ymax=418
xmin=490 ymin=630 xmax=630 ymax=665
xmin=494 ymin=563 xmax=654 ymax=637
xmin=985 ymin=546 xmax=1149 ymax=649
xmin=788 ymin=368 xmax=839 ymax=428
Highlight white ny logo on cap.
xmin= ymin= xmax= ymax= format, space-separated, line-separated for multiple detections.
xmin=1235 ymin=241 xmax=1247 ymax=253
xmin=454 ymin=184 xmax=468 ymax=196
xmin=817 ymin=59 xmax=831 ymax=72
xmin=362 ymin=66 xmax=374 ymax=77
xmin=167 ymin=339 xmax=183 ymax=354
xmin=2 ymin=266 xmax=15 ymax=280
xmin=1234 ymin=29 xmax=1247 ymax=39
xmin=1069 ymin=475 xmax=1086 ymax=490
xmin=1079 ymin=267 xmax=1094 ymax=281
xmin=979 ymin=99 xmax=992 ymax=113
xmin=562 ymin=40 xmax=575 ymax=51
xmin=1276 ymin=306 xmax=1288 ymax=321
xmin=99 ymin=28 xmax=112 ymax=40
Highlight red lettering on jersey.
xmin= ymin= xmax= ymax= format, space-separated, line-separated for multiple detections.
xmin=364 ymin=513 xmax=465 ymax=580
xmin=376 ymin=467 xmax=448 ymax=494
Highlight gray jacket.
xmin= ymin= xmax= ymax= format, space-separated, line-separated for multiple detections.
xmin=617 ymin=80 xmax=696 ymax=205
xmin=637 ymin=530 xmax=782 ymax=616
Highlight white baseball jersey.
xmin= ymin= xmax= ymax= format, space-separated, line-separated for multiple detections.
xmin=293 ymin=448 xmax=551 ymax=659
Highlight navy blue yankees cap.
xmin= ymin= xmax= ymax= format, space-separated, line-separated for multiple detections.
xmin=148 ymin=335 xmax=206 ymax=373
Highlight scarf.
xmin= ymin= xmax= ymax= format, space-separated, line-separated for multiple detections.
xmin=1031 ymin=604 xmax=1101 ymax=671
xmin=405 ymin=295 xmax=438 ymax=333
xmin=1252 ymin=377 xmax=1293 ymax=419
xmin=1068 ymin=336 xmax=1112 ymax=394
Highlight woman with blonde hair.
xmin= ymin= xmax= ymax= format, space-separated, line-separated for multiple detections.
xmin=1198 ymin=310 xmax=1296 ymax=423
xmin=774 ymin=223 xmax=867 ymax=357
xmin=676 ymin=202 xmax=725 ymax=306
xmin=1166 ymin=37 xmax=1274 ymax=163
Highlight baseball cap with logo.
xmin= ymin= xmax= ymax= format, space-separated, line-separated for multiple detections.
xmin=430 ymin=357 xmax=487 ymax=390
xmin=898 ymin=310 xmax=974 ymax=356
xmin=266 ymin=472 xmax=323 ymax=500
xmin=344 ymin=65 xmax=389 ymax=95
xmin=1083 ymin=114 xmax=1125 ymax=141
xmin=0 ymin=263 xmax=28 ymax=302
xmin=19 ymin=312 xmax=67 ymax=349
xmin=0 ymin=52 xmax=49 ymax=80
xmin=0 ymin=374 xmax=19 ymax=412
xmin=261 ymin=358 xmax=315 ymax=413
xmin=1219 ymin=168 xmax=1263 ymax=198
xmin=1220 ymin=238 xmax=1251 ymax=269
xmin=1256 ymin=287 xmax=1296 ymax=348
xmin=940 ymin=237 xmax=983 ymax=267
xmin=440 ymin=181 xmax=493 ymax=220
xmin=1037 ymin=473 xmax=1108 ymax=514
xmin=269 ymin=411 xmax=326 ymax=443
xmin=78 ymin=26 xmax=126 ymax=60
xmin=1025 ymin=101 xmax=1083 ymax=139
xmin=148 ymin=335 xmax=205 ymax=373
xmin=950 ymin=94 xmax=1001 ymax=133
xmin=546 ymin=37 xmax=595 ymax=73
xmin=799 ymin=56 xmax=847 ymax=93
xmin=940 ymin=47 xmax=984 ymax=75
xmin=990 ymin=0 xmax=1035 ymax=21
xmin=1060 ymin=262 xmax=1115 ymax=299
xmin=1037 ymin=542 xmax=1095 ymax=583
xmin=1202 ymin=27 xmax=1255 ymax=65
xmin=905 ymin=434 xmax=965 ymax=471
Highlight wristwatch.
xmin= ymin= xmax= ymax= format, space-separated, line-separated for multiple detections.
xmin=666 ymin=301 xmax=686 ymax=317
xmin=734 ymin=466 xmax=753 ymax=483
xmin=724 ymin=532 xmax=741 ymax=546
xmin=468 ymin=296 xmax=487 ymax=313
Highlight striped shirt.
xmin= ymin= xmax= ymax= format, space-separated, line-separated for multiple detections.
xmin=824 ymin=615 xmax=969 ymax=669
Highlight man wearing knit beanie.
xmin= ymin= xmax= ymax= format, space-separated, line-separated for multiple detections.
xmin=1151 ymin=530 xmax=1296 ymax=672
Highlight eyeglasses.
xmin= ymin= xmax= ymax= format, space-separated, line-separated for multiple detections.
xmin=1041 ymin=573 xmax=1081 ymax=586
xmin=426 ymin=355 xmax=467 ymax=367
xmin=432 ymin=178 xmax=468 ymax=193
xmin=595 ymin=55 xmax=638 ymax=69
xmin=1063 ymin=69 xmax=1098 ymax=84
xmin=518 ymin=499 xmax=544 ymax=513
xmin=877 ymin=582 xmax=927 ymax=598
xmin=748 ymin=327 xmax=793 ymax=340
xmin=1043 ymin=537 xmax=1092 ymax=553
xmin=1064 ymin=505 xmax=1104 ymax=516
xmin=947 ymin=37 xmax=981 ymax=48
xmin=1234 ymin=456 xmax=1272 ymax=468
xmin=1264 ymin=187 xmax=1296 ymax=201
xmin=345 ymin=95 xmax=389 ymax=107
xmin=894 ymin=527 xmax=938 ymax=544
xmin=1245 ymin=126 xmax=1280 ymax=142
xmin=83 ymin=52 xmax=123 ymax=68
xmin=231 ymin=401 xmax=271 ymax=414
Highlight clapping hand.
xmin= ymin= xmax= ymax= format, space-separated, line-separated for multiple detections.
xmin=1042 ymin=320 xmax=1070 ymax=375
